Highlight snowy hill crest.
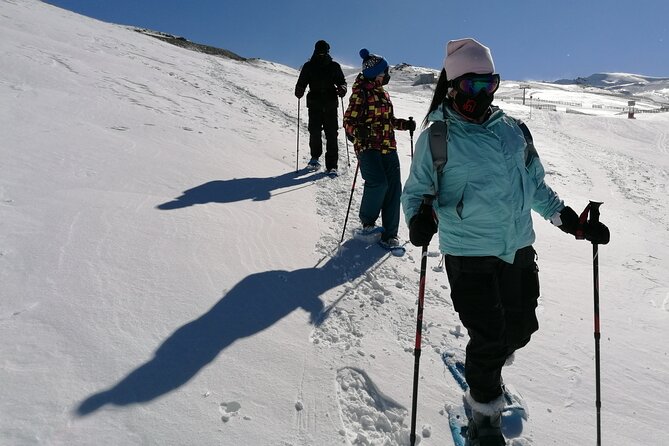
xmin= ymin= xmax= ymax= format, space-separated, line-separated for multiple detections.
xmin=554 ymin=72 xmax=669 ymax=104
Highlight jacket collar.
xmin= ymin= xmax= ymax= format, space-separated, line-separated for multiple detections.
xmin=430 ymin=103 xmax=505 ymax=129
xmin=310 ymin=53 xmax=333 ymax=64
xmin=353 ymin=73 xmax=384 ymax=91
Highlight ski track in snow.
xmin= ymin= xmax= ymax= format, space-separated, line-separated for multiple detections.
xmin=305 ymin=147 xmax=434 ymax=444
xmin=304 ymin=140 xmax=536 ymax=444
xmin=546 ymin=125 xmax=669 ymax=231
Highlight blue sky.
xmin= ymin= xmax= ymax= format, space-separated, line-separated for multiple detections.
xmin=44 ymin=0 xmax=668 ymax=81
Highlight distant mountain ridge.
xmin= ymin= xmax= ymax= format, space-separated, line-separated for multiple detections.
xmin=129 ymin=28 xmax=667 ymax=94
xmin=128 ymin=28 xmax=668 ymax=105
xmin=555 ymin=72 xmax=669 ymax=88
xmin=553 ymin=73 xmax=669 ymax=104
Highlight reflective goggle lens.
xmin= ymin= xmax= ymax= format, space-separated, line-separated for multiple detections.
xmin=454 ymin=74 xmax=500 ymax=95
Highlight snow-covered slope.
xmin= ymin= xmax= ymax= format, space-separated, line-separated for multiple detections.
xmin=2 ymin=1 xmax=668 ymax=445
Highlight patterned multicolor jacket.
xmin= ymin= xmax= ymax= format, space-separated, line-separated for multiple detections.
xmin=343 ymin=73 xmax=411 ymax=155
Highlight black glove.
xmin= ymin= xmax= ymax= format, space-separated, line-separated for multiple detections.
xmin=583 ymin=221 xmax=610 ymax=244
xmin=295 ymin=85 xmax=305 ymax=99
xmin=405 ymin=119 xmax=416 ymax=133
xmin=337 ymin=85 xmax=347 ymax=98
xmin=409 ymin=201 xmax=438 ymax=247
xmin=557 ymin=206 xmax=579 ymax=234
xmin=557 ymin=206 xmax=610 ymax=245
xmin=356 ymin=125 xmax=370 ymax=142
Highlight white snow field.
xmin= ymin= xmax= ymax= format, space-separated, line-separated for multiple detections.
xmin=1 ymin=1 xmax=668 ymax=445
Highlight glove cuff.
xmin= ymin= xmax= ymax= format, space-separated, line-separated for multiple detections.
xmin=556 ymin=206 xmax=579 ymax=235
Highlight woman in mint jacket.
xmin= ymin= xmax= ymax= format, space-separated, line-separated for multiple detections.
xmin=401 ymin=38 xmax=610 ymax=446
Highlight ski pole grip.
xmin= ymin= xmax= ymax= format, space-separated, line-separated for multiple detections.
xmin=409 ymin=116 xmax=414 ymax=137
xmin=589 ymin=201 xmax=602 ymax=224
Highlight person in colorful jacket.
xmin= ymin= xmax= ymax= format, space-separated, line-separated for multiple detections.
xmin=401 ymin=38 xmax=610 ymax=446
xmin=343 ymin=48 xmax=415 ymax=249
xmin=295 ymin=40 xmax=347 ymax=175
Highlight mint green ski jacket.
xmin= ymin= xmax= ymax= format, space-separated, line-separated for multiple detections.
xmin=401 ymin=104 xmax=565 ymax=263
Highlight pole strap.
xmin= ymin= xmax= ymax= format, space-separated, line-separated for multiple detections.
xmin=575 ymin=202 xmax=591 ymax=240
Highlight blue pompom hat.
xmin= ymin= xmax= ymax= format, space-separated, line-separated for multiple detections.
xmin=360 ymin=48 xmax=388 ymax=79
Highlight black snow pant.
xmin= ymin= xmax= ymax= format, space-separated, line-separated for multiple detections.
xmin=444 ymin=246 xmax=540 ymax=404
xmin=308 ymin=105 xmax=339 ymax=170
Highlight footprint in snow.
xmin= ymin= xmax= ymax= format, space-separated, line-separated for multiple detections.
xmin=219 ymin=401 xmax=242 ymax=423
xmin=310 ymin=307 xmax=362 ymax=350
xmin=336 ymin=367 xmax=415 ymax=445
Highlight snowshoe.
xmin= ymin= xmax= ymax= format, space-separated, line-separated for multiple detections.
xmin=352 ymin=225 xmax=384 ymax=243
xmin=379 ymin=237 xmax=406 ymax=256
xmin=306 ymin=158 xmax=321 ymax=170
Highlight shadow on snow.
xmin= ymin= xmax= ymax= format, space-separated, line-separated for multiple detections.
xmin=76 ymin=238 xmax=384 ymax=416
xmin=156 ymin=169 xmax=322 ymax=209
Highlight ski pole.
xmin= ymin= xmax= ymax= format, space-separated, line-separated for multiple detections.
xmin=589 ymin=201 xmax=603 ymax=446
xmin=296 ymin=98 xmax=301 ymax=173
xmin=410 ymin=194 xmax=434 ymax=446
xmin=339 ymin=161 xmax=360 ymax=245
xmin=576 ymin=201 xmax=603 ymax=445
xmin=409 ymin=117 xmax=415 ymax=159
xmin=342 ymin=97 xmax=350 ymax=167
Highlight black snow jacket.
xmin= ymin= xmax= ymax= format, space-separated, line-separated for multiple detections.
xmin=295 ymin=53 xmax=346 ymax=109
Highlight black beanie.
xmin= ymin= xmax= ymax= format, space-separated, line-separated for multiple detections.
xmin=314 ymin=40 xmax=330 ymax=54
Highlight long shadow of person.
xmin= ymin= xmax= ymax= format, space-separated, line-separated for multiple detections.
xmin=76 ymin=239 xmax=384 ymax=416
xmin=156 ymin=169 xmax=322 ymax=209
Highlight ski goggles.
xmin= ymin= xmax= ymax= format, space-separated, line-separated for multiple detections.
xmin=452 ymin=74 xmax=500 ymax=95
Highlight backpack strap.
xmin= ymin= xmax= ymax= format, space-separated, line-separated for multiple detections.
xmin=428 ymin=120 xmax=448 ymax=196
xmin=515 ymin=119 xmax=538 ymax=167
xmin=429 ymin=120 xmax=448 ymax=174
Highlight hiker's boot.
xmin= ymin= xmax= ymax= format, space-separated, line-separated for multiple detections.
xmin=465 ymin=392 xmax=505 ymax=446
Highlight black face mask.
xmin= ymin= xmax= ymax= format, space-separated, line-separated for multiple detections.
xmin=453 ymin=90 xmax=494 ymax=120
xmin=382 ymin=72 xmax=390 ymax=85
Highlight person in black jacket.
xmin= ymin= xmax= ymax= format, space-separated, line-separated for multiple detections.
xmin=295 ymin=40 xmax=347 ymax=174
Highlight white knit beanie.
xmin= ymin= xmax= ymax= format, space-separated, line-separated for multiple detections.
xmin=443 ymin=38 xmax=495 ymax=80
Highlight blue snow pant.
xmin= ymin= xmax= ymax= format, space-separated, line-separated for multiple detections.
xmin=444 ymin=246 xmax=540 ymax=403
xmin=358 ymin=149 xmax=401 ymax=241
